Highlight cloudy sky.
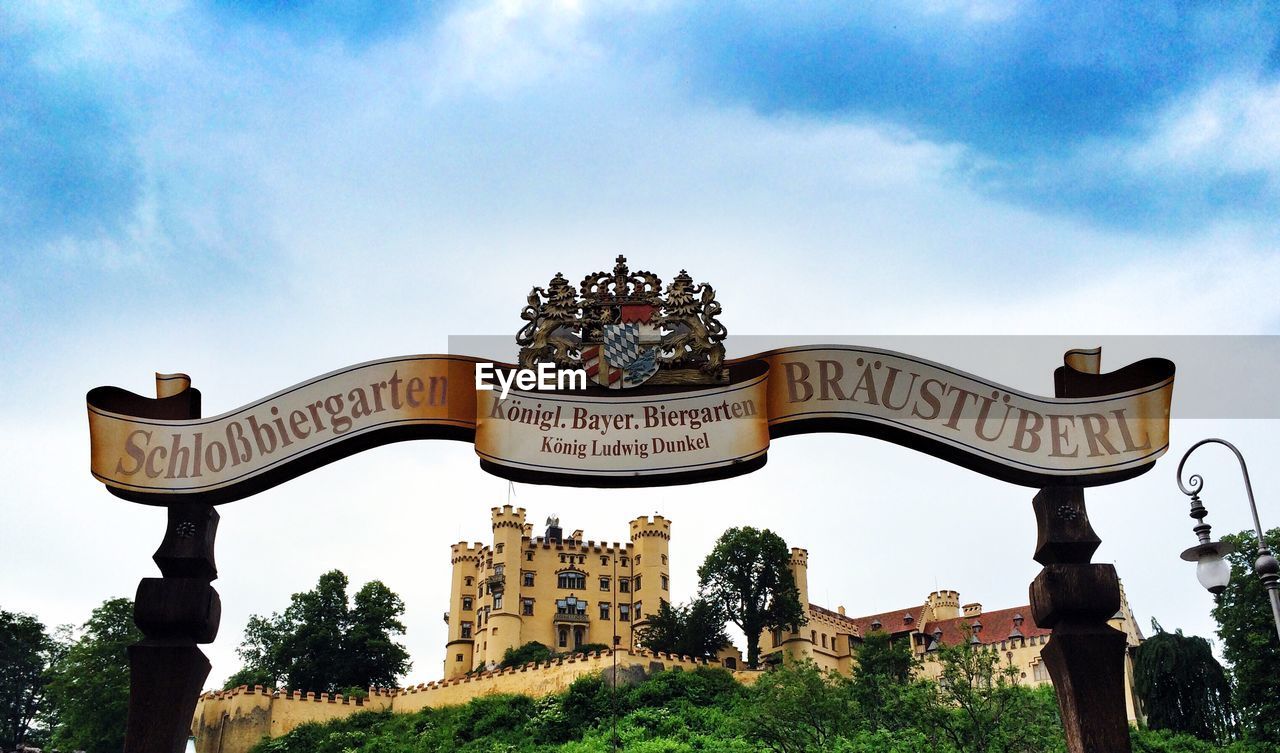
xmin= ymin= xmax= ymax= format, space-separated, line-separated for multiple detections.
xmin=3 ymin=0 xmax=1279 ymax=689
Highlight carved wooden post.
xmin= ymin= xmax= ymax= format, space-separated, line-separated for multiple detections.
xmin=124 ymin=374 xmax=221 ymax=753
xmin=125 ymin=503 xmax=221 ymax=752
xmin=1029 ymin=486 xmax=1130 ymax=753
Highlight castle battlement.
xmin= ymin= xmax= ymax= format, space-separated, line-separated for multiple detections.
xmin=491 ymin=504 xmax=527 ymax=529
xmin=450 ymin=541 xmax=484 ymax=564
xmin=629 ymin=515 xmax=671 ymax=539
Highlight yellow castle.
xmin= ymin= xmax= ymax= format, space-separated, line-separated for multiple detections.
xmin=444 ymin=505 xmax=672 ymax=678
xmin=194 ymin=510 xmax=1149 ymax=750
xmin=761 ymin=546 xmax=1147 ymax=723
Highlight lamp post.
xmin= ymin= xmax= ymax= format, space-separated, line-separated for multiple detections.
xmin=1176 ymin=438 xmax=1280 ymax=642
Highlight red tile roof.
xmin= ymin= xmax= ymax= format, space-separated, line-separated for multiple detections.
xmin=921 ymin=606 xmax=1050 ymax=647
xmin=845 ymin=604 xmax=925 ymax=637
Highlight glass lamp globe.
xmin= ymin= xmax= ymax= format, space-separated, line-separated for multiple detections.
xmin=1196 ymin=551 xmax=1232 ymax=594
xmin=1182 ymin=540 xmax=1236 ymax=595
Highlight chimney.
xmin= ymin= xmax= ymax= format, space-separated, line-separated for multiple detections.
xmin=837 ymin=605 xmax=846 ymax=616
xmin=962 ymin=602 xmax=983 ymax=618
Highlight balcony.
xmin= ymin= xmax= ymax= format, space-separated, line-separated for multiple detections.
xmin=553 ymin=612 xmax=590 ymax=624
xmin=486 ymin=574 xmax=505 ymax=592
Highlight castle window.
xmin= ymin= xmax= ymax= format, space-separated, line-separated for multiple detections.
xmin=619 ymin=578 xmax=630 ymax=593
xmin=558 ymin=571 xmax=586 ymax=590
xmin=461 ymin=622 xmax=472 ymax=639
xmin=558 ymin=627 xmax=568 ymax=648
xmin=634 ymin=601 xmax=642 ymax=618
xmin=496 ymin=543 xmax=504 ymax=553
xmin=1033 ymin=662 xmax=1049 ymax=682
xmin=661 ymin=554 xmax=667 ymax=565
xmin=599 ymin=603 xmax=611 ymax=620
xmin=821 ymin=634 xmax=827 ymax=648
xmin=493 ymin=593 xmax=503 ymax=610
xmin=600 ymin=577 xmax=611 ymax=591
xmin=556 ymin=596 xmax=587 ymax=616
xmin=811 ymin=630 xmax=817 ymax=643
xmin=661 ymin=574 xmax=669 ymax=591
xmin=725 ymin=657 xmax=737 ymax=669
xmin=773 ymin=629 xmax=783 ymax=647
xmin=494 ymin=563 xmax=505 ymax=575
xmin=456 ymin=654 xmax=463 ymax=662
xmin=465 ymin=577 xmax=474 ymax=587
xmin=462 ymin=597 xmax=473 ymax=611
xmin=621 ymin=557 xmax=629 ymax=567
xmin=526 ymin=551 xmax=533 ymax=561
xmin=636 ymin=555 xmax=641 ymax=564
xmin=560 ymin=554 xmax=566 ymax=563
xmin=633 ymin=575 xmax=642 ymax=591
xmin=523 ymin=572 xmax=535 ymax=587
xmin=521 ymin=599 xmax=534 ymax=616
xmin=619 ymin=604 xmax=631 ymax=622
xmin=601 ymin=556 xmax=609 ymax=566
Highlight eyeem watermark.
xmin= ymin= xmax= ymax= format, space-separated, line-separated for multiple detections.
xmin=475 ymin=362 xmax=587 ymax=399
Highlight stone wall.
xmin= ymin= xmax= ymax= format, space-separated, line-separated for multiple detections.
xmin=192 ymin=648 xmax=760 ymax=753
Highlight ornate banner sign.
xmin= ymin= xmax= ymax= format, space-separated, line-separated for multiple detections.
xmin=87 ymin=258 xmax=1175 ymax=503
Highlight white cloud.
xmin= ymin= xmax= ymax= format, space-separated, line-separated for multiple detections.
xmin=4 ymin=0 xmax=1280 ymax=692
xmin=1130 ymin=77 xmax=1280 ymax=178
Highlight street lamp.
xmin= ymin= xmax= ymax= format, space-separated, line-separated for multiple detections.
xmin=1176 ymin=438 xmax=1280 ymax=642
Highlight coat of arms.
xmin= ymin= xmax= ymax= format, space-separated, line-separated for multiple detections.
xmin=516 ymin=256 xmax=727 ymax=389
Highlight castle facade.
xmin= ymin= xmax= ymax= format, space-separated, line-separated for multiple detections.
xmin=763 ymin=546 xmax=1146 ymax=723
xmin=444 ymin=505 xmax=671 ymax=678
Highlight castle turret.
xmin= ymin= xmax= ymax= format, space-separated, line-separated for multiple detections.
xmin=781 ymin=547 xmax=814 ymax=662
xmin=484 ymin=505 xmax=526 ymax=666
xmin=924 ymin=590 xmax=962 ymax=624
xmin=629 ymin=515 xmax=671 ymax=646
xmin=444 ymin=542 xmax=482 ymax=678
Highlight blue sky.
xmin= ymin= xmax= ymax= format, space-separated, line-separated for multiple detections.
xmin=3 ymin=1 xmax=1280 ymax=688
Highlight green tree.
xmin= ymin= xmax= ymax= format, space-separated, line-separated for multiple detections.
xmin=344 ymin=580 xmax=410 ymax=689
xmin=849 ymin=631 xmax=932 ymax=735
xmin=0 ymin=609 xmax=52 ymax=749
xmin=931 ymin=636 xmax=1064 ymax=753
xmin=742 ymin=660 xmax=856 ymax=753
xmin=698 ymin=527 xmax=806 ymax=668
xmin=44 ymin=597 xmax=141 ymax=753
xmin=500 ymin=641 xmax=554 ymax=669
xmin=853 ymin=630 xmax=914 ymax=684
xmin=1211 ymin=527 xmax=1280 ymax=744
xmin=1134 ymin=619 xmax=1234 ymax=743
xmin=232 ymin=570 xmax=411 ymax=693
xmin=634 ymin=598 xmax=730 ymax=659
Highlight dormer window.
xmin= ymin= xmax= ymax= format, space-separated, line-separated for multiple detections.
xmin=903 ymin=613 xmax=914 ymax=625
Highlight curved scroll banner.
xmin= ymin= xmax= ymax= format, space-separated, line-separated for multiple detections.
xmin=87 ymin=356 xmax=480 ymax=505
xmin=475 ymin=360 xmax=772 ymax=487
xmin=87 ymin=347 xmax=1175 ymax=503
xmin=756 ymin=346 xmax=1174 ymax=487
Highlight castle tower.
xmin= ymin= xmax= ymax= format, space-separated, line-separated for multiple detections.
xmin=628 ymin=515 xmax=672 ymax=645
xmin=923 ymin=590 xmax=962 ymax=624
xmin=485 ymin=505 xmax=527 ymax=666
xmin=444 ymin=542 xmax=482 ymax=679
xmin=781 ymin=547 xmax=814 ymax=661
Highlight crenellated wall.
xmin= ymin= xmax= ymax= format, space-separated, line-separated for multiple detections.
xmin=192 ymin=685 xmax=393 ymax=753
xmin=192 ymin=648 xmax=761 ymax=753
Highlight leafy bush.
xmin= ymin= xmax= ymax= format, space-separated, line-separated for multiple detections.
xmin=250 ymin=661 xmax=1252 ymax=753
